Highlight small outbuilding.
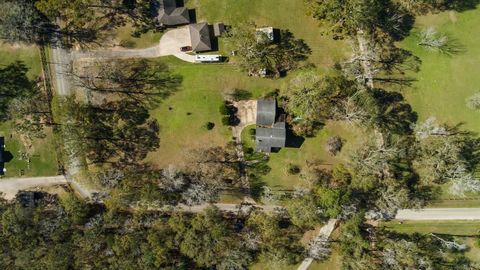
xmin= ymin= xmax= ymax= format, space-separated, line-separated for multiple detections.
xmin=213 ymin=23 xmax=226 ymax=37
xmin=256 ymin=27 xmax=275 ymax=42
xmin=189 ymin=22 xmax=212 ymax=52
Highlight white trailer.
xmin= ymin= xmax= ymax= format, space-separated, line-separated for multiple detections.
xmin=194 ymin=55 xmax=222 ymax=63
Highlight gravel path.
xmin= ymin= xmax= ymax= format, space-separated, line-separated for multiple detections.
xmin=0 ymin=176 xmax=67 ymax=199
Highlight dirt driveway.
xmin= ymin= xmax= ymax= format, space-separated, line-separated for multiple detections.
xmin=72 ymin=27 xmax=195 ymax=63
xmin=232 ymin=100 xmax=257 ymax=139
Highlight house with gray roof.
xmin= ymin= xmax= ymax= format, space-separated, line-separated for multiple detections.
xmin=255 ymin=99 xmax=286 ymax=153
xmin=189 ymin=22 xmax=212 ymax=52
xmin=153 ymin=0 xmax=190 ymax=27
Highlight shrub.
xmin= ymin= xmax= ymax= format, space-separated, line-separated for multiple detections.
xmin=221 ymin=116 xmax=231 ymax=126
xmin=230 ymin=88 xmax=252 ymax=101
xmin=219 ymin=103 xmax=229 ymax=115
xmin=204 ymin=122 xmax=215 ymax=130
xmin=287 ymin=164 xmax=301 ymax=175
xmin=326 ymin=136 xmax=343 ymax=155
xmin=466 ymin=92 xmax=480 ymax=110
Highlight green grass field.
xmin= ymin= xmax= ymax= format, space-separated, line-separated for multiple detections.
xmin=261 ymin=122 xmax=367 ymax=190
xmin=190 ymin=0 xmax=348 ymax=67
xmin=111 ymin=24 xmax=163 ymax=49
xmin=147 ymin=57 xmax=283 ymax=167
xmin=400 ymin=7 xmax=480 ymax=133
xmin=0 ymin=43 xmax=58 ymax=177
xmin=382 ymin=220 xmax=480 ymax=263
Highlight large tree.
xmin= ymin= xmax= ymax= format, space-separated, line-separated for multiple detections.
xmin=0 ymin=61 xmax=35 ymax=120
xmin=0 ymin=0 xmax=51 ymax=44
xmin=226 ymin=22 xmax=310 ymax=77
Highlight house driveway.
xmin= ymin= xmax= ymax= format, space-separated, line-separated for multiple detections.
xmin=72 ymin=27 xmax=195 ymax=63
xmin=232 ymin=100 xmax=257 ymax=139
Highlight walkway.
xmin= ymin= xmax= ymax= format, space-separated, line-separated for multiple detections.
xmin=297 ymin=219 xmax=338 ymax=270
xmin=72 ymin=27 xmax=195 ymax=62
xmin=0 ymin=176 xmax=68 ymax=200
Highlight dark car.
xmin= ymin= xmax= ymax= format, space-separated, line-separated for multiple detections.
xmin=180 ymin=46 xmax=192 ymax=52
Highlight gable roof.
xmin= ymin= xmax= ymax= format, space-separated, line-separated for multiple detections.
xmin=255 ymin=126 xmax=286 ymax=152
xmin=256 ymin=99 xmax=276 ymax=126
xmin=189 ymin=22 xmax=212 ymax=52
xmin=154 ymin=0 xmax=190 ymax=26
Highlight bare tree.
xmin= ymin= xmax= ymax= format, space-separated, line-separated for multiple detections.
xmin=307 ymin=235 xmax=331 ymax=261
xmin=430 ymin=233 xmax=467 ymax=251
xmin=466 ymin=92 xmax=480 ymax=111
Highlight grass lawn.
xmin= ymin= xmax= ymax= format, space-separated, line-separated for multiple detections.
xmin=382 ymin=220 xmax=480 ymax=263
xmin=400 ymin=6 xmax=480 ymax=133
xmin=382 ymin=220 xmax=480 ymax=236
xmin=0 ymin=123 xmax=58 ymax=178
xmin=0 ymin=43 xmax=58 ymax=178
xmin=189 ymin=0 xmax=349 ymax=67
xmin=146 ymin=1 xmax=351 ymax=191
xmin=146 ymin=57 xmax=285 ymax=167
xmin=110 ymin=24 xmax=163 ymax=49
xmin=261 ymin=122 xmax=368 ymax=190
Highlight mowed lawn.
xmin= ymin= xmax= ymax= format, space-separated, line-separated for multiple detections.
xmin=259 ymin=122 xmax=368 ymax=190
xmin=189 ymin=0 xmax=349 ymax=67
xmin=400 ymin=6 xmax=480 ymax=133
xmin=382 ymin=220 xmax=480 ymax=263
xmin=147 ymin=57 xmax=285 ymax=167
xmin=147 ymin=1 xmax=350 ymax=188
xmin=0 ymin=43 xmax=58 ymax=177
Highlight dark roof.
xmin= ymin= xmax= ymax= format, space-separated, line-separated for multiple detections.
xmin=256 ymin=99 xmax=276 ymax=126
xmin=255 ymin=127 xmax=286 ymax=152
xmin=189 ymin=23 xmax=212 ymax=52
xmin=213 ymin=23 xmax=225 ymax=37
xmin=153 ymin=0 xmax=190 ymax=26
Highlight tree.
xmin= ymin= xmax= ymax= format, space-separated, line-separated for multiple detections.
xmin=417 ymin=27 xmax=464 ymax=55
xmin=287 ymin=194 xmax=323 ymax=228
xmin=466 ymin=92 xmax=480 ymax=110
xmin=282 ymin=71 xmax=360 ymax=135
xmin=0 ymin=0 xmax=51 ymax=44
xmin=414 ymin=118 xmax=480 ymax=192
xmin=226 ymin=22 xmax=310 ymax=76
xmin=72 ymin=59 xmax=181 ymax=109
xmin=9 ymin=87 xmax=54 ymax=144
xmin=305 ymin=0 xmax=383 ymax=36
xmin=170 ymin=206 xmax=238 ymax=268
xmin=245 ymin=211 xmax=303 ymax=265
xmin=0 ymin=61 xmax=35 ymax=120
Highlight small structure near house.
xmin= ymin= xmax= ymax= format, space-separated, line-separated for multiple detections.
xmin=0 ymin=137 xmax=5 ymax=175
xmin=153 ymin=0 xmax=190 ymax=27
xmin=255 ymin=99 xmax=286 ymax=153
xmin=194 ymin=54 xmax=222 ymax=63
xmin=213 ymin=23 xmax=226 ymax=37
xmin=189 ymin=22 xmax=212 ymax=52
xmin=256 ymin=27 xmax=275 ymax=42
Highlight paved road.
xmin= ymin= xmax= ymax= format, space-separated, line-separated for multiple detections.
xmin=0 ymin=176 xmax=67 ymax=200
xmin=396 ymin=208 xmax=480 ymax=220
xmin=298 ymin=219 xmax=338 ymax=270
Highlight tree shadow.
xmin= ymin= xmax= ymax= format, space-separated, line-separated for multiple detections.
xmin=372 ymin=89 xmax=418 ymax=135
